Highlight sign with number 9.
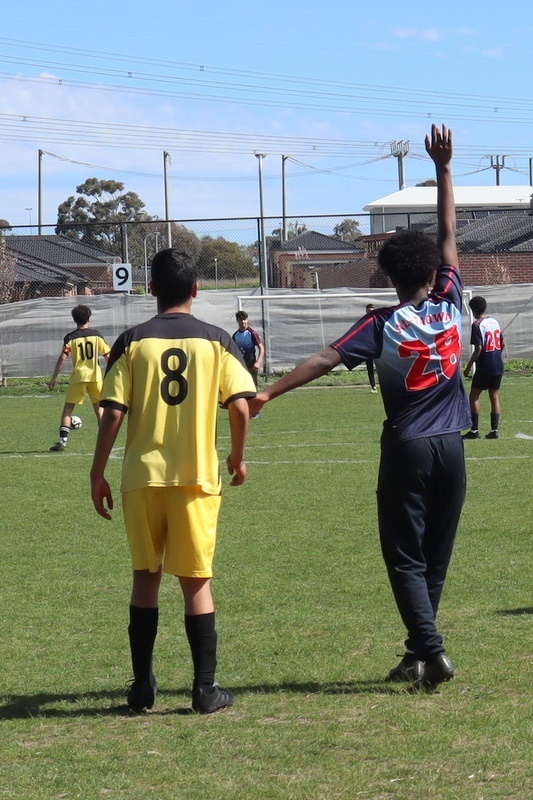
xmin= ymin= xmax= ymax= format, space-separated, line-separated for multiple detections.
xmin=113 ymin=263 xmax=132 ymax=291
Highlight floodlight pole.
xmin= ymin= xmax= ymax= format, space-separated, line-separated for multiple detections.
xmin=38 ymin=149 xmax=43 ymax=235
xmin=281 ymin=155 xmax=289 ymax=242
xmin=163 ymin=151 xmax=172 ymax=247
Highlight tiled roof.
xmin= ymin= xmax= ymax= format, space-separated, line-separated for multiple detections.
xmin=395 ymin=211 xmax=533 ymax=253
xmin=7 ymin=251 xmax=90 ymax=286
xmin=4 ymin=234 xmax=115 ymax=265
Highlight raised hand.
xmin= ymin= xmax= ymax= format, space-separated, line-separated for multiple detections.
xmin=425 ymin=123 xmax=453 ymax=167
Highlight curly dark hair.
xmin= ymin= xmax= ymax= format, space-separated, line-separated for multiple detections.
xmin=469 ymin=296 xmax=487 ymax=316
xmin=151 ymin=248 xmax=198 ymax=307
xmin=71 ymin=305 xmax=91 ymax=325
xmin=377 ymin=230 xmax=441 ymax=290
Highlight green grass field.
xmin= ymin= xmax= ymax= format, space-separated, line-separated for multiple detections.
xmin=0 ymin=378 xmax=532 ymax=799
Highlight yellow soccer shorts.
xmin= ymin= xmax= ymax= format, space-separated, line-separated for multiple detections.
xmin=122 ymin=486 xmax=222 ymax=577
xmin=65 ymin=380 xmax=102 ymax=405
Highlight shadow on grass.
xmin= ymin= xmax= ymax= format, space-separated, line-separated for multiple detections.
xmin=495 ymin=607 xmax=533 ymax=615
xmin=0 ymin=450 xmax=53 ymax=455
xmin=0 ymin=680 xmax=401 ymax=719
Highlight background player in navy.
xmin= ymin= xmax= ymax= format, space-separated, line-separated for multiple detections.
xmin=48 ymin=304 xmax=110 ymax=451
xmin=233 ymin=310 xmax=265 ymax=389
xmin=90 ymin=249 xmax=256 ymax=714
xmin=248 ymin=124 xmax=470 ymax=690
xmin=463 ymin=296 xmax=504 ymax=440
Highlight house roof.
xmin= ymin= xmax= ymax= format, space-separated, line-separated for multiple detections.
xmin=275 ymin=230 xmax=362 ymax=252
xmin=364 ymin=186 xmax=533 ymax=212
xmin=4 ymin=234 xmax=116 ymax=265
xmin=7 ymin=250 xmax=90 ymax=286
xmin=412 ymin=210 xmax=533 ymax=253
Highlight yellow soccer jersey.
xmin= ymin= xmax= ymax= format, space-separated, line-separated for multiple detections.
xmin=63 ymin=328 xmax=111 ymax=383
xmin=101 ymin=312 xmax=257 ymax=494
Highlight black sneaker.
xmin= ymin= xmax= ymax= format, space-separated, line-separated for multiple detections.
xmin=127 ymin=678 xmax=157 ymax=713
xmin=387 ymin=654 xmax=424 ymax=683
xmin=419 ymin=653 xmax=455 ymax=689
xmin=485 ymin=430 xmax=499 ymax=439
xmin=49 ymin=440 xmax=67 ymax=451
xmin=462 ymin=431 xmax=480 ymax=440
xmin=192 ymin=684 xmax=235 ymax=714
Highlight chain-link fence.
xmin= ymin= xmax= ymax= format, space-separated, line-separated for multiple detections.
xmin=2 ymin=209 xmax=533 ymax=300
xmin=1 ymin=210 xmax=533 ymax=378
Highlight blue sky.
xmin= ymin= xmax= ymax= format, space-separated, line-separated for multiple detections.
xmin=2 ymin=0 xmax=533 ymax=228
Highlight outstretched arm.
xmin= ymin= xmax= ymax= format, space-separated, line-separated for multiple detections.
xmin=248 ymin=346 xmax=342 ymax=416
xmin=425 ymin=123 xmax=457 ymax=267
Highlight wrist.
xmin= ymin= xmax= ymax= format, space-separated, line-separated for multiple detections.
xmin=227 ymin=455 xmax=244 ymax=469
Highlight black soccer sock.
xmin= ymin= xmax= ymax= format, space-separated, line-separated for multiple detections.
xmin=470 ymin=413 xmax=479 ymax=431
xmin=490 ymin=413 xmax=500 ymax=431
xmin=128 ymin=605 xmax=158 ymax=684
xmin=59 ymin=425 xmax=70 ymax=442
xmin=184 ymin=612 xmax=217 ymax=689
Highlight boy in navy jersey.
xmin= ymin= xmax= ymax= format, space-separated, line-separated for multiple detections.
xmin=232 ymin=310 xmax=265 ymax=389
xmin=463 ymin=296 xmax=504 ymax=440
xmin=248 ymin=124 xmax=470 ymax=689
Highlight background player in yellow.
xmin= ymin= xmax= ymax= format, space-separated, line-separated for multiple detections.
xmin=90 ymin=248 xmax=256 ymax=714
xmin=48 ymin=304 xmax=110 ymax=451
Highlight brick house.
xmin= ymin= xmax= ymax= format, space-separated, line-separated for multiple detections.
xmin=0 ymin=235 xmax=118 ymax=301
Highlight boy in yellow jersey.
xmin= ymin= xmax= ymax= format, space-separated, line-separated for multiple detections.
xmin=90 ymin=249 xmax=256 ymax=714
xmin=48 ymin=304 xmax=110 ymax=451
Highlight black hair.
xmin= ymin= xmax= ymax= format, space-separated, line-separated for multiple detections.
xmin=235 ymin=310 xmax=248 ymax=321
xmin=71 ymin=305 xmax=91 ymax=325
xmin=377 ymin=230 xmax=440 ymax=290
xmin=469 ymin=296 xmax=487 ymax=315
xmin=151 ymin=249 xmax=197 ymax=308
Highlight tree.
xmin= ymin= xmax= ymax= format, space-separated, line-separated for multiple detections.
xmin=271 ymin=221 xmax=308 ymax=240
xmin=0 ymin=219 xmax=11 ymax=231
xmin=333 ymin=218 xmax=362 ymax=243
xmin=197 ymin=236 xmax=257 ymax=282
xmin=416 ymin=179 xmax=438 ymax=187
xmin=56 ymin=178 xmax=153 ymax=254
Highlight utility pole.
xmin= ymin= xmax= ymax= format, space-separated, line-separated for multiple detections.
xmin=529 ymin=158 xmax=533 ymax=187
xmin=490 ymin=155 xmax=507 ymax=186
xmin=390 ymin=141 xmax=410 ymax=190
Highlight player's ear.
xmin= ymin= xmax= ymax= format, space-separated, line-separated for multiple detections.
xmin=149 ymin=281 xmax=157 ymax=297
xmin=191 ymin=282 xmax=198 ymax=298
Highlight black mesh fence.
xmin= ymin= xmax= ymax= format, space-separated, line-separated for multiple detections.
xmin=1 ymin=210 xmax=533 ymax=378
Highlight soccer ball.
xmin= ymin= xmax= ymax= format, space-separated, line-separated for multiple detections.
xmin=70 ymin=415 xmax=83 ymax=430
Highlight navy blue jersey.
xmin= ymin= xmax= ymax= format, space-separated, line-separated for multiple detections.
xmin=232 ymin=326 xmax=262 ymax=368
xmin=332 ymin=264 xmax=471 ymax=441
xmin=470 ymin=316 xmax=504 ymax=377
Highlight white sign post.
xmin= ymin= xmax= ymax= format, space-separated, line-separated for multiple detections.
xmin=113 ymin=263 xmax=133 ymax=292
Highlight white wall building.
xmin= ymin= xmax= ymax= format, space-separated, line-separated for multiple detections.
xmin=364 ymin=186 xmax=533 ymax=234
